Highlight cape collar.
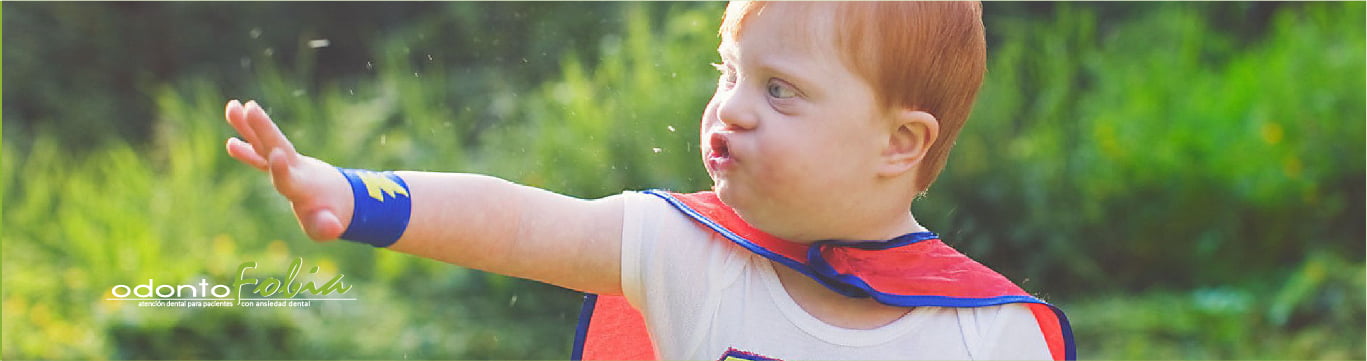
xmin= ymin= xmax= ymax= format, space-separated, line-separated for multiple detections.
xmin=643 ymin=190 xmax=1075 ymax=361
xmin=644 ymin=189 xmax=1047 ymax=307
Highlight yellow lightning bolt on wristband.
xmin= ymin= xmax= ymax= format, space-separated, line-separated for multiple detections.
xmin=356 ymin=171 xmax=410 ymax=201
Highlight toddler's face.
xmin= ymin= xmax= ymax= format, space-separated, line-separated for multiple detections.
xmin=701 ymin=3 xmax=893 ymax=241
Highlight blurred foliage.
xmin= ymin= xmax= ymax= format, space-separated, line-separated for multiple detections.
xmin=2 ymin=1 xmax=1363 ymax=360
xmin=2 ymin=2 xmax=640 ymax=151
xmin=922 ymin=1 xmax=1365 ymax=291
xmin=1070 ymin=250 xmax=1364 ymax=359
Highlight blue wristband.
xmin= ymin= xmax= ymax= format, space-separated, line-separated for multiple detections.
xmin=336 ymin=167 xmax=412 ymax=247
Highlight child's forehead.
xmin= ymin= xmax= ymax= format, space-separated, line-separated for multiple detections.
xmin=718 ymin=3 xmax=841 ymax=61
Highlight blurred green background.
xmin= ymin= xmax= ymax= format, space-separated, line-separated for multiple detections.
xmin=2 ymin=2 xmax=1363 ymax=359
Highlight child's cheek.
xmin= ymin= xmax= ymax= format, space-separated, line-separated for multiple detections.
xmin=699 ymin=99 xmax=722 ymax=129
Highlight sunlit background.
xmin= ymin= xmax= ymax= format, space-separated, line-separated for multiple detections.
xmin=2 ymin=2 xmax=1363 ymax=359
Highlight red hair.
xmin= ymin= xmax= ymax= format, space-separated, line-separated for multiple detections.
xmin=720 ymin=1 xmax=987 ymax=193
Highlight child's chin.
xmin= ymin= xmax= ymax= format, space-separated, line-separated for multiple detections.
xmin=708 ymin=176 xmax=725 ymax=193
xmin=712 ymin=182 xmax=744 ymax=209
xmin=710 ymin=178 xmax=729 ymax=193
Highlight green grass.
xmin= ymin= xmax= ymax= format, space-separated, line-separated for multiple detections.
xmin=1069 ymin=250 xmax=1364 ymax=359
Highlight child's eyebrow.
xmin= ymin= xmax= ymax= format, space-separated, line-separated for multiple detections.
xmin=716 ymin=42 xmax=739 ymax=61
xmin=751 ymin=58 xmax=818 ymax=94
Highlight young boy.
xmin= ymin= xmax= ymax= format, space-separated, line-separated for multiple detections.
xmin=224 ymin=2 xmax=1073 ymax=360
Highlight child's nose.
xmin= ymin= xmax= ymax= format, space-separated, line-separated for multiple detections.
xmin=714 ymin=88 xmax=759 ymax=131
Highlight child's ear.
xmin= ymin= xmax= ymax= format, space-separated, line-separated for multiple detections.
xmin=877 ymin=109 xmax=939 ymax=178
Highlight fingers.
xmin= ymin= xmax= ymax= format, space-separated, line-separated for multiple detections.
xmin=227 ymin=99 xmax=343 ymax=243
xmin=224 ymin=100 xmax=267 ymax=158
xmin=226 ymin=137 xmax=269 ymax=171
xmin=244 ymin=100 xmax=298 ymax=159
xmin=267 ymin=148 xmax=301 ymax=198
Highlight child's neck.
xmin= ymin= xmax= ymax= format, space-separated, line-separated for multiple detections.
xmin=832 ymin=211 xmax=928 ymax=243
xmin=768 ymin=211 xmax=926 ymax=328
xmin=772 ymin=261 xmax=913 ymax=329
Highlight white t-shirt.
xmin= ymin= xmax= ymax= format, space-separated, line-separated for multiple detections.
xmin=618 ymin=191 xmax=1053 ymax=360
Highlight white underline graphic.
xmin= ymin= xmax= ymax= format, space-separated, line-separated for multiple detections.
xmin=238 ymin=298 xmax=356 ymax=301
xmin=106 ymin=298 xmax=357 ymax=301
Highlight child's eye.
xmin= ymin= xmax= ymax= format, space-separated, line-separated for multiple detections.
xmin=766 ymin=79 xmax=798 ymax=99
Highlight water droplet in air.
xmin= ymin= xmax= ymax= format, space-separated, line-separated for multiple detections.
xmin=413 ymin=72 xmax=420 ymax=78
xmin=264 ymin=48 xmax=274 ymax=57
xmin=292 ymin=89 xmax=304 ymax=97
xmin=652 ymin=147 xmax=663 ymax=153
xmin=427 ymin=54 xmax=433 ymax=61
xmin=667 ymin=125 xmax=676 ymax=132
xmin=249 ymin=28 xmax=262 ymax=39
xmin=307 ymin=39 xmax=330 ymax=49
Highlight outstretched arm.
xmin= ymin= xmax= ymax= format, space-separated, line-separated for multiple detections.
xmin=224 ymin=100 xmax=623 ymax=295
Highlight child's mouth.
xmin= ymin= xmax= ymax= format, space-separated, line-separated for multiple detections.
xmin=710 ymin=134 xmax=730 ymax=158
xmin=706 ymin=132 xmax=734 ymax=172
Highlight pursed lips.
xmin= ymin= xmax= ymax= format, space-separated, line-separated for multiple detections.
xmin=705 ymin=131 xmax=736 ymax=173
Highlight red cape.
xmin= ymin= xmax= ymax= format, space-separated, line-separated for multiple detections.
xmin=572 ymin=190 xmax=1074 ymax=360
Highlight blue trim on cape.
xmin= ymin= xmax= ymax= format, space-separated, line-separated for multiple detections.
xmin=1053 ymin=304 xmax=1078 ymax=361
xmin=642 ymin=189 xmax=1076 ymax=360
xmin=569 ymin=293 xmax=597 ymax=360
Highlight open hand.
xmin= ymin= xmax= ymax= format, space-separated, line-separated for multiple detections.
xmin=224 ymin=100 xmax=352 ymax=241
